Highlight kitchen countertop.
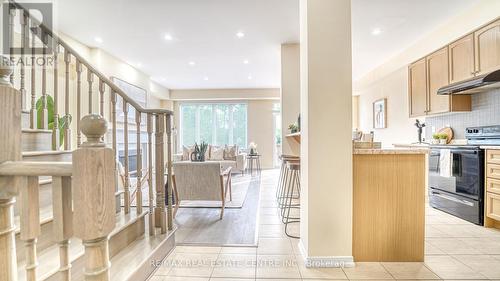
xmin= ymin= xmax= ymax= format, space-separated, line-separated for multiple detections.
xmin=353 ymin=148 xmax=429 ymax=155
xmin=480 ymin=146 xmax=500 ymax=150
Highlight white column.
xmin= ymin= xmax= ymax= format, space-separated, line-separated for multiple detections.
xmin=280 ymin=43 xmax=301 ymax=156
xmin=299 ymin=0 xmax=353 ymax=267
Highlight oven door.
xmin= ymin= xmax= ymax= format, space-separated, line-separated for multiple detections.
xmin=428 ymin=148 xmax=484 ymax=200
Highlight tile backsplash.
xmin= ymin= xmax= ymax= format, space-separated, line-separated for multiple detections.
xmin=425 ymin=89 xmax=500 ymax=139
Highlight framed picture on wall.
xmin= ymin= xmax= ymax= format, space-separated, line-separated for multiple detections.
xmin=373 ymin=98 xmax=387 ymax=129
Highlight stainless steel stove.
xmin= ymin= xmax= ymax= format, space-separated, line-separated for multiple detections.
xmin=428 ymin=125 xmax=500 ymax=225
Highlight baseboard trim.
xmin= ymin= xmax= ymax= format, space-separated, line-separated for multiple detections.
xmin=298 ymin=240 xmax=355 ymax=268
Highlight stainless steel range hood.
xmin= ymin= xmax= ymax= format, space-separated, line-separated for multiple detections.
xmin=437 ymin=69 xmax=500 ymax=95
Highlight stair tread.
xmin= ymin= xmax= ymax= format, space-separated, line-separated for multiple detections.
xmin=22 ymin=150 xmax=72 ymax=156
xmin=16 ymin=209 xmax=149 ymax=281
xmin=22 ymin=129 xmax=52 ymax=134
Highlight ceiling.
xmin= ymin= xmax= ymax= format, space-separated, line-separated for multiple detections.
xmin=54 ymin=0 xmax=479 ymax=90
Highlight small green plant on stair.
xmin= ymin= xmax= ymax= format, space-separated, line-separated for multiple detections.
xmin=36 ymin=95 xmax=72 ymax=148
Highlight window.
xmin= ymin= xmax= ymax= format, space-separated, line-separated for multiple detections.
xmin=180 ymin=103 xmax=247 ymax=148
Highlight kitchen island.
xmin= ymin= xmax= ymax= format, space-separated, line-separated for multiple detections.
xmin=353 ymin=148 xmax=428 ymax=262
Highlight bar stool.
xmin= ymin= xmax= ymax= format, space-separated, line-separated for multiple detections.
xmin=283 ymin=161 xmax=300 ymax=239
xmin=276 ymin=155 xmax=299 ymax=204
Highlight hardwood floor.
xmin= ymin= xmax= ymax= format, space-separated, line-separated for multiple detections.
xmin=173 ymin=172 xmax=266 ymax=246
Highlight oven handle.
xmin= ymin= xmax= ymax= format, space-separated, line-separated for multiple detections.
xmin=431 ymin=191 xmax=475 ymax=206
xmin=449 ymin=150 xmax=477 ymax=155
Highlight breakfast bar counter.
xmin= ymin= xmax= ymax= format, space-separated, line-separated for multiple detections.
xmin=353 ymin=148 xmax=427 ymax=262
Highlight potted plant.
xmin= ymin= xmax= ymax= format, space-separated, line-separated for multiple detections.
xmin=36 ymin=95 xmax=72 ymax=149
xmin=432 ymin=133 xmax=440 ymax=144
xmin=439 ymin=133 xmax=448 ymax=144
xmin=190 ymin=141 xmax=208 ymax=162
xmin=288 ymin=122 xmax=299 ymax=134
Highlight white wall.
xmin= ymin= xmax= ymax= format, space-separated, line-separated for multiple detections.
xmin=354 ymin=0 xmax=500 ymax=146
xmin=281 ymin=43 xmax=301 ymax=156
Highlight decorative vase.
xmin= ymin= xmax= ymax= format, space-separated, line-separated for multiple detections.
xmin=439 ymin=139 xmax=447 ymax=145
xmin=250 ymin=148 xmax=255 ymax=155
xmin=432 ymin=139 xmax=439 ymax=144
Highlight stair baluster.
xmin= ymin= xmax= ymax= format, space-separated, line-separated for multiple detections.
xmin=123 ymin=100 xmax=131 ymax=214
xmin=20 ymin=12 xmax=27 ymax=110
xmin=73 ymin=115 xmax=116 ymax=281
xmin=99 ymin=79 xmax=105 ymax=116
xmin=136 ymin=111 xmax=143 ymax=214
xmin=20 ymin=176 xmax=41 ymax=281
xmin=88 ymin=71 xmax=93 ymax=114
xmin=166 ymin=114 xmax=173 ymax=230
xmin=147 ymin=114 xmax=155 ymax=235
xmin=40 ymin=32 xmax=49 ymax=129
xmin=52 ymin=176 xmax=73 ymax=281
xmin=9 ymin=8 xmax=15 ymax=85
xmin=64 ymin=50 xmax=71 ymax=150
xmin=155 ymin=114 xmax=166 ymax=233
xmin=29 ymin=23 xmax=37 ymax=129
xmin=53 ymin=45 xmax=60 ymax=150
xmin=76 ymin=60 xmax=83 ymax=147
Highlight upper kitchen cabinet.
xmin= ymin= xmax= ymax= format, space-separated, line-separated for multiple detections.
xmin=475 ymin=19 xmax=500 ymax=76
xmin=449 ymin=34 xmax=475 ymax=83
xmin=427 ymin=47 xmax=450 ymax=114
xmin=409 ymin=49 xmax=471 ymax=117
xmin=409 ymin=58 xmax=428 ymax=117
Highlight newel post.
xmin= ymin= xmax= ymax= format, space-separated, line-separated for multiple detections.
xmin=73 ymin=114 xmax=116 ymax=281
xmin=0 ymin=56 xmax=20 ymax=281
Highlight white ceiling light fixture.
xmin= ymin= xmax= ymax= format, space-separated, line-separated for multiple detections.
xmin=243 ymin=59 xmax=249 ymax=64
xmin=247 ymin=75 xmax=253 ymax=80
xmin=236 ymin=31 xmax=245 ymax=38
xmin=136 ymin=62 xmax=143 ymax=68
xmin=94 ymin=37 xmax=103 ymax=43
xmin=188 ymin=61 xmax=196 ymax=66
xmin=203 ymin=77 xmax=209 ymax=81
xmin=371 ymin=27 xmax=382 ymax=36
xmin=164 ymin=33 xmax=173 ymax=41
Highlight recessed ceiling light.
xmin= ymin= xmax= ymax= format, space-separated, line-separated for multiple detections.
xmin=188 ymin=61 xmax=196 ymax=66
xmin=236 ymin=31 xmax=245 ymax=38
xmin=136 ymin=62 xmax=142 ymax=68
xmin=243 ymin=60 xmax=249 ymax=64
xmin=164 ymin=34 xmax=173 ymax=41
xmin=94 ymin=37 xmax=103 ymax=43
xmin=203 ymin=77 xmax=209 ymax=81
xmin=371 ymin=28 xmax=382 ymax=36
xmin=247 ymin=75 xmax=253 ymax=80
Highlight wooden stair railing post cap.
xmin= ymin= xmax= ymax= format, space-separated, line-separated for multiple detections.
xmin=0 ymin=55 xmax=13 ymax=86
xmin=80 ymin=114 xmax=108 ymax=147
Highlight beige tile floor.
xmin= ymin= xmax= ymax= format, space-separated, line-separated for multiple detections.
xmin=150 ymin=169 xmax=500 ymax=281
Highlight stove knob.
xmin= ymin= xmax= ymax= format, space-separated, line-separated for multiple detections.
xmin=474 ymin=129 xmax=479 ymax=133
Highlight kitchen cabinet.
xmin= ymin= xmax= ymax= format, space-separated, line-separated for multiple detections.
xmin=427 ymin=48 xmax=451 ymax=114
xmin=409 ymin=58 xmax=428 ymax=117
xmin=485 ymin=149 xmax=500 ymax=229
xmin=449 ymin=34 xmax=475 ymax=83
xmin=408 ymin=49 xmax=471 ymax=117
xmin=475 ymin=19 xmax=500 ymax=76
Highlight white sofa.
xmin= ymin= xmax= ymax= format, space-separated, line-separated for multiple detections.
xmin=174 ymin=145 xmax=247 ymax=174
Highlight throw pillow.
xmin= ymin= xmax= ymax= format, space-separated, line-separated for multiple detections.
xmin=223 ymin=145 xmax=238 ymax=161
xmin=210 ymin=146 xmax=224 ymax=160
xmin=182 ymin=145 xmax=194 ymax=161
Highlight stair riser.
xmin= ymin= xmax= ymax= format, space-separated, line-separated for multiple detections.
xmin=126 ymin=233 xmax=175 ymax=281
xmin=21 ymin=111 xmax=30 ymax=129
xmin=44 ymin=215 xmax=147 ymax=281
xmin=14 ymin=181 xmax=52 ymax=216
xmin=15 ymin=220 xmax=54 ymax=263
xmin=22 ymin=131 xmax=53 ymax=152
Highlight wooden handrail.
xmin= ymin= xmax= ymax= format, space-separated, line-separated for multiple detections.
xmin=0 ymin=161 xmax=72 ymax=176
xmin=8 ymin=0 xmax=173 ymax=117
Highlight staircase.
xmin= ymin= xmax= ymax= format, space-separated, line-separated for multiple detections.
xmin=0 ymin=1 xmax=176 ymax=281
